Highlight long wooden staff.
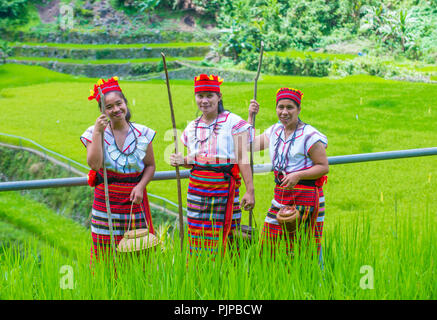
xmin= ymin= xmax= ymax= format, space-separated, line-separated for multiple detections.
xmin=98 ymin=87 xmax=117 ymax=259
xmin=160 ymin=52 xmax=185 ymax=250
xmin=249 ymin=41 xmax=264 ymax=233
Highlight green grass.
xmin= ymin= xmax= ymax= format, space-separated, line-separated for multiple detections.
xmin=0 ymin=191 xmax=89 ymax=258
xmin=416 ymin=65 xmax=437 ymax=72
xmin=0 ymin=64 xmax=89 ymax=90
xmin=266 ymin=50 xmax=357 ymax=61
xmin=1 ymin=64 xmax=436 ymax=228
xmin=11 ymin=42 xmax=212 ymax=49
xmin=0 ymin=65 xmax=436 ymax=300
xmin=8 ymin=56 xmax=204 ymax=65
xmin=0 ymin=191 xmax=435 ymax=299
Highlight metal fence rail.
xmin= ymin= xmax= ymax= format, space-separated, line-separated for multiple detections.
xmin=1 ymin=147 xmax=436 ymax=192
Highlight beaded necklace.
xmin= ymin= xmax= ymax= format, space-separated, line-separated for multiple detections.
xmin=272 ymin=119 xmax=304 ymax=172
xmin=109 ymin=121 xmax=138 ymax=155
xmin=194 ymin=114 xmax=220 ymax=144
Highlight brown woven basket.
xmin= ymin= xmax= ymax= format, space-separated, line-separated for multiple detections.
xmin=117 ymin=228 xmax=160 ymax=253
xmin=117 ymin=202 xmax=160 ymax=253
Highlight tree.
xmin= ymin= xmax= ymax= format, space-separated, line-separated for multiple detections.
xmin=0 ymin=40 xmax=12 ymax=64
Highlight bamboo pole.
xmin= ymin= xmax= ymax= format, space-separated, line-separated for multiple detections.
xmin=161 ymin=52 xmax=185 ymax=250
xmin=248 ymin=41 xmax=264 ymax=234
xmin=98 ymin=87 xmax=117 ymax=259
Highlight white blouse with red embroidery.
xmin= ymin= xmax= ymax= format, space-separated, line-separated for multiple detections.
xmin=264 ymin=122 xmax=328 ymax=174
xmin=80 ymin=122 xmax=156 ymax=174
xmin=181 ymin=111 xmax=254 ymax=163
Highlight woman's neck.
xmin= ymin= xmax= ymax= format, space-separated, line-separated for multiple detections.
xmin=110 ymin=119 xmax=129 ymax=131
xmin=201 ymin=111 xmax=219 ymax=124
xmin=283 ymin=120 xmax=301 ymax=138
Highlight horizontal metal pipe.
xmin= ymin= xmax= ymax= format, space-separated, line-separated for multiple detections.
xmin=327 ymin=147 xmax=437 ymax=165
xmin=1 ymin=147 xmax=436 ymax=191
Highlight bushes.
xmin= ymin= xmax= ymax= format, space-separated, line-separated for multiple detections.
xmin=243 ymin=52 xmax=331 ymax=77
xmin=0 ymin=0 xmax=28 ymax=19
xmin=359 ymin=3 xmax=437 ymax=60
xmin=263 ymin=56 xmax=331 ymax=77
xmin=0 ymin=0 xmax=32 ymax=29
xmin=241 ymin=51 xmax=429 ymax=81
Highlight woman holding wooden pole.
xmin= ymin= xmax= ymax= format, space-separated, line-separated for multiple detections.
xmin=81 ymin=76 xmax=156 ymax=263
xmin=170 ymin=74 xmax=255 ymax=255
xmin=248 ymin=87 xmax=328 ymax=261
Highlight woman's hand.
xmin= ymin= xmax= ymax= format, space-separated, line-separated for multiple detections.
xmin=248 ymin=99 xmax=260 ymax=125
xmin=279 ymin=172 xmax=301 ymax=189
xmin=130 ymin=184 xmax=145 ymax=204
xmin=240 ymin=190 xmax=255 ymax=211
xmin=249 ymin=99 xmax=260 ymax=115
xmin=95 ymin=114 xmax=109 ymax=133
xmin=170 ymin=152 xmax=184 ymax=167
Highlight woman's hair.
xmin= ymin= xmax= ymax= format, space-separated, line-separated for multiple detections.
xmin=218 ymin=99 xmax=225 ymax=114
xmin=98 ymin=91 xmax=131 ymax=121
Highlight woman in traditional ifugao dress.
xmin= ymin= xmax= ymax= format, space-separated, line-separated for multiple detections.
xmin=81 ymin=76 xmax=156 ymax=262
xmin=170 ymin=74 xmax=255 ymax=255
xmin=248 ymin=87 xmax=328 ymax=261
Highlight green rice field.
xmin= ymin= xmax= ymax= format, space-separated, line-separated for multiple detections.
xmin=8 ymin=56 xmax=204 ymax=65
xmin=10 ymin=42 xmax=212 ymax=49
xmin=0 ymin=63 xmax=436 ymax=299
xmin=266 ymin=50 xmax=357 ymax=61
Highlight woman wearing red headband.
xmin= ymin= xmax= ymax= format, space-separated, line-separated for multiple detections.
xmin=81 ymin=76 xmax=156 ymax=262
xmin=170 ymin=74 xmax=255 ymax=255
xmin=248 ymin=88 xmax=328 ymax=262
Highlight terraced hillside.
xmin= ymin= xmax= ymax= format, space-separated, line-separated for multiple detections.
xmin=8 ymin=41 xmax=212 ymax=78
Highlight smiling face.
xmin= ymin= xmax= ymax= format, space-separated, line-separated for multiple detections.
xmin=276 ymin=98 xmax=301 ymax=128
xmin=102 ymin=91 xmax=128 ymax=123
xmin=195 ymin=91 xmax=222 ymax=118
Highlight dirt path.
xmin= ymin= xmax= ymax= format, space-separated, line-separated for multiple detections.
xmin=35 ymin=0 xmax=60 ymax=24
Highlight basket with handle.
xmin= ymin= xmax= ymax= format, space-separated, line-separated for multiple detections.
xmin=276 ymin=171 xmax=301 ymax=234
xmin=117 ymin=202 xmax=160 ymax=253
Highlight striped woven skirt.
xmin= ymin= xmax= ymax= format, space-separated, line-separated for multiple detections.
xmin=187 ymin=168 xmax=241 ymax=255
xmin=90 ymin=170 xmax=154 ymax=262
xmin=261 ymin=183 xmax=325 ymax=256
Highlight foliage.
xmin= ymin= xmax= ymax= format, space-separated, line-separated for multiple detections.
xmin=114 ymin=0 xmax=162 ymax=13
xmin=215 ymin=0 xmax=374 ymax=61
xmin=358 ymin=2 xmax=436 ymax=59
xmin=243 ymin=52 xmax=332 ymax=77
xmin=0 ymin=0 xmax=32 ymax=29
xmin=214 ymin=0 xmax=435 ymax=66
xmin=0 ymin=39 xmax=12 ymax=64
xmin=0 ymin=0 xmax=28 ymax=18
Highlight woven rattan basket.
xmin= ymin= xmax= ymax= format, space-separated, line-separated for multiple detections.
xmin=117 ymin=203 xmax=160 ymax=253
xmin=117 ymin=228 xmax=160 ymax=253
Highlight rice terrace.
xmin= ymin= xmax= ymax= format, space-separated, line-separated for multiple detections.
xmin=0 ymin=0 xmax=436 ymax=304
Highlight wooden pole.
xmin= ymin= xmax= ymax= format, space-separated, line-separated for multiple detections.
xmin=161 ymin=52 xmax=185 ymax=250
xmin=98 ymin=87 xmax=117 ymax=260
xmin=249 ymin=41 xmax=264 ymax=234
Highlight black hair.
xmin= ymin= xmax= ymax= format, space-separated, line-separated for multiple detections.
xmin=218 ymin=99 xmax=226 ymax=113
xmin=98 ymin=91 xmax=131 ymax=121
